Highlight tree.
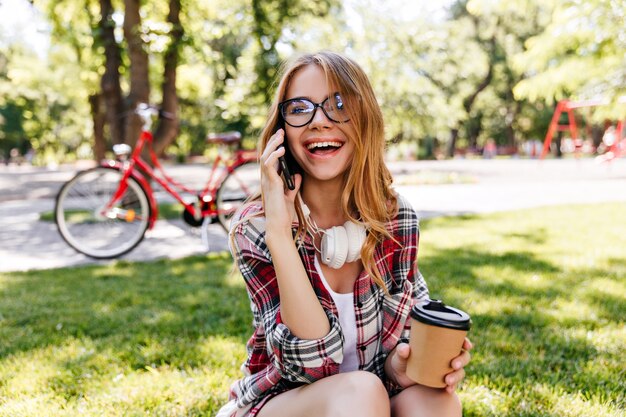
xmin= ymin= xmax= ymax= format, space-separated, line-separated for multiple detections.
xmin=513 ymin=0 xmax=626 ymax=120
xmin=97 ymin=0 xmax=124 ymax=148
xmin=249 ymin=0 xmax=337 ymax=106
xmin=454 ymin=0 xmax=553 ymax=152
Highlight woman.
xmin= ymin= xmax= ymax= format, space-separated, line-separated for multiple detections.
xmin=219 ymin=51 xmax=472 ymax=417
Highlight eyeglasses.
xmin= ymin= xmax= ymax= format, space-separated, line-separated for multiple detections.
xmin=279 ymin=93 xmax=350 ymax=127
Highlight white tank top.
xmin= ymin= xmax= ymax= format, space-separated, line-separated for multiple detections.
xmin=314 ymin=256 xmax=359 ymax=373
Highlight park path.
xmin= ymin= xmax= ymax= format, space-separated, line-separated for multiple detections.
xmin=1 ymin=158 xmax=625 ymax=273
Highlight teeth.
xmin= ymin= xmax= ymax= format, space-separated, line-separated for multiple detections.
xmin=306 ymin=141 xmax=342 ymax=150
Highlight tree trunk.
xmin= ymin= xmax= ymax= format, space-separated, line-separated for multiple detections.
xmin=98 ymin=0 xmax=125 ymax=145
xmin=446 ymin=59 xmax=493 ymax=157
xmin=123 ymin=0 xmax=150 ymax=146
xmin=153 ymin=0 xmax=182 ymax=157
xmin=467 ymin=114 xmax=482 ymax=150
xmin=89 ymin=93 xmax=107 ymax=161
xmin=446 ymin=30 xmax=495 ymax=158
xmin=447 ymin=128 xmax=459 ymax=157
xmin=251 ymin=0 xmax=281 ymax=105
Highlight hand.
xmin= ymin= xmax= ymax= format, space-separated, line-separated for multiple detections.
xmin=259 ymin=129 xmax=302 ymax=234
xmin=443 ymin=337 xmax=473 ymax=393
xmin=385 ymin=343 xmax=417 ymax=389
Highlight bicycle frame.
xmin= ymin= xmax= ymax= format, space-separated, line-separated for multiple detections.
xmin=101 ymin=109 xmax=258 ymax=230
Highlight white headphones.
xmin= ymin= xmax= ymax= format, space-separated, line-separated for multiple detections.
xmin=300 ymin=200 xmax=367 ymax=269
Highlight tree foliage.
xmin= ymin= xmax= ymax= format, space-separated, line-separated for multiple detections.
xmin=0 ymin=0 xmax=619 ymax=164
xmin=513 ymin=0 xmax=626 ymax=119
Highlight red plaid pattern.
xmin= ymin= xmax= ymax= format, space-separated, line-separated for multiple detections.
xmin=226 ymin=194 xmax=429 ymax=415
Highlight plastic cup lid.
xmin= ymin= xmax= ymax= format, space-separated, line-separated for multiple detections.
xmin=410 ymin=299 xmax=471 ymax=331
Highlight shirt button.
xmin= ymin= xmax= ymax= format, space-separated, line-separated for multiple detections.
xmin=357 ymin=302 xmax=363 ymax=308
xmin=360 ymin=346 xmax=366 ymax=351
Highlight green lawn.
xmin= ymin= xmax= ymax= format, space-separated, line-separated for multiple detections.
xmin=1 ymin=203 xmax=625 ymax=416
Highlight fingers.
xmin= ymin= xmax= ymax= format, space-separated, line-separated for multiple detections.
xmin=444 ymin=341 xmax=472 ymax=393
xmin=463 ymin=337 xmax=473 ymax=351
xmin=452 ymin=349 xmax=471 ymax=370
xmin=260 ymin=128 xmax=285 ymax=160
xmin=445 ymin=382 xmax=458 ymax=394
xmin=260 ymin=130 xmax=286 ymax=185
xmin=444 ymin=367 xmax=465 ymax=393
xmin=260 ymin=129 xmax=285 ymax=168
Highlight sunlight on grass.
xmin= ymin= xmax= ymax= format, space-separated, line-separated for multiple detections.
xmin=461 ymin=385 xmax=509 ymax=415
xmin=563 ymin=325 xmax=626 ymax=354
xmin=529 ymin=383 xmax=623 ymax=417
xmin=2 ymin=203 xmax=625 ymax=416
xmin=547 ymin=298 xmax=602 ymax=323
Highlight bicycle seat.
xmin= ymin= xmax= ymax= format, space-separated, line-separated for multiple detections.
xmin=206 ymin=131 xmax=241 ymax=144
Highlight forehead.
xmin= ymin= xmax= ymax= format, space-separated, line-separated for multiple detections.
xmin=285 ymin=64 xmax=333 ymax=101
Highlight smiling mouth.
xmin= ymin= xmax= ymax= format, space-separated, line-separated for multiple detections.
xmin=305 ymin=141 xmax=344 ymax=155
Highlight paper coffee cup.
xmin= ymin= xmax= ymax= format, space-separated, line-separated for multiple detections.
xmin=406 ymin=299 xmax=471 ymax=388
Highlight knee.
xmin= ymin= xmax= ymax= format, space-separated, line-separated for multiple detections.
xmin=393 ymin=385 xmax=461 ymax=417
xmin=426 ymin=389 xmax=461 ymax=417
xmin=331 ymin=371 xmax=390 ymax=415
xmin=441 ymin=391 xmax=462 ymax=417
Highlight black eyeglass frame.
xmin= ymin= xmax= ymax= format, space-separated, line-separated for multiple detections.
xmin=278 ymin=94 xmax=350 ymax=128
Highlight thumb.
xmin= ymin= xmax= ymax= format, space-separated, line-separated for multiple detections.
xmin=395 ymin=343 xmax=411 ymax=360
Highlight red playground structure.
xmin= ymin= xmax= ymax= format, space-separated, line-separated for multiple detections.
xmin=540 ymin=98 xmax=625 ymax=161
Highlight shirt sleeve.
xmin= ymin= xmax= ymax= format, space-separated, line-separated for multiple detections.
xmin=382 ymin=196 xmax=430 ymax=393
xmin=231 ymin=211 xmax=343 ymax=384
xmin=395 ymin=196 xmax=430 ymax=345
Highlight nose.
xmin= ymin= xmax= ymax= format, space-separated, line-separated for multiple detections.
xmin=308 ymin=105 xmax=332 ymax=130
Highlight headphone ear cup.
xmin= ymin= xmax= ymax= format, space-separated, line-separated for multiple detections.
xmin=343 ymin=221 xmax=366 ymax=263
xmin=321 ymin=225 xmax=348 ymax=269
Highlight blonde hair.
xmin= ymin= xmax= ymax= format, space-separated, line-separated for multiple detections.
xmin=242 ymin=51 xmax=397 ymax=290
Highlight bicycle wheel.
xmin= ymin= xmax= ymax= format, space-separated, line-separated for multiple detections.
xmin=215 ymin=161 xmax=261 ymax=232
xmin=55 ymin=166 xmax=151 ymax=258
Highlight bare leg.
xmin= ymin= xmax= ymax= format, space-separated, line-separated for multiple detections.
xmin=257 ymin=371 xmax=391 ymax=417
xmin=390 ymin=385 xmax=461 ymax=417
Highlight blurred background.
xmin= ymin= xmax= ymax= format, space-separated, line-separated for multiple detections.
xmin=0 ymin=0 xmax=625 ymax=166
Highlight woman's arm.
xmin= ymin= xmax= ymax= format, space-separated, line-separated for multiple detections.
xmin=383 ymin=196 xmax=472 ymax=393
xmin=266 ymin=229 xmax=330 ymax=339
xmin=261 ymin=129 xmax=330 ymax=339
xmin=231 ymin=214 xmax=343 ymax=383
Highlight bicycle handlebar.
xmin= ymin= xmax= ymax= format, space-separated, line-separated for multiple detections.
xmin=135 ymin=103 xmax=176 ymax=130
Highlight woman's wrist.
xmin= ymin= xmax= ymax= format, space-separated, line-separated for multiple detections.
xmin=266 ymin=227 xmax=294 ymax=251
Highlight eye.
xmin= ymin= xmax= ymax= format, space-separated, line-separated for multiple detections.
xmin=286 ymin=100 xmax=313 ymax=115
xmin=334 ymin=94 xmax=345 ymax=111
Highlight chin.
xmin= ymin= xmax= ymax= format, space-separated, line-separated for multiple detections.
xmin=304 ymin=166 xmax=349 ymax=183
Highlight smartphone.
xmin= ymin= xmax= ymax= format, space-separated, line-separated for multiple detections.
xmin=278 ymin=153 xmax=295 ymax=190
xmin=275 ymin=122 xmax=297 ymax=190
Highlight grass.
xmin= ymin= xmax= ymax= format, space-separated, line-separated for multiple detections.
xmin=2 ymin=203 xmax=625 ymax=416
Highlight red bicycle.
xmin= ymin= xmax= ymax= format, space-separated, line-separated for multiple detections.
xmin=55 ymin=104 xmax=260 ymax=258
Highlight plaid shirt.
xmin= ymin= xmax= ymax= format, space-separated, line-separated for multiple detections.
xmin=227 ymin=194 xmax=429 ymax=414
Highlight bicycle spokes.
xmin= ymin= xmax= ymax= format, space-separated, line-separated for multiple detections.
xmin=55 ymin=167 xmax=150 ymax=259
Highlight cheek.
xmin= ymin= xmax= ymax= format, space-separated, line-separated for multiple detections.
xmin=284 ymin=127 xmax=299 ymax=148
xmin=283 ymin=125 xmax=300 ymax=144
